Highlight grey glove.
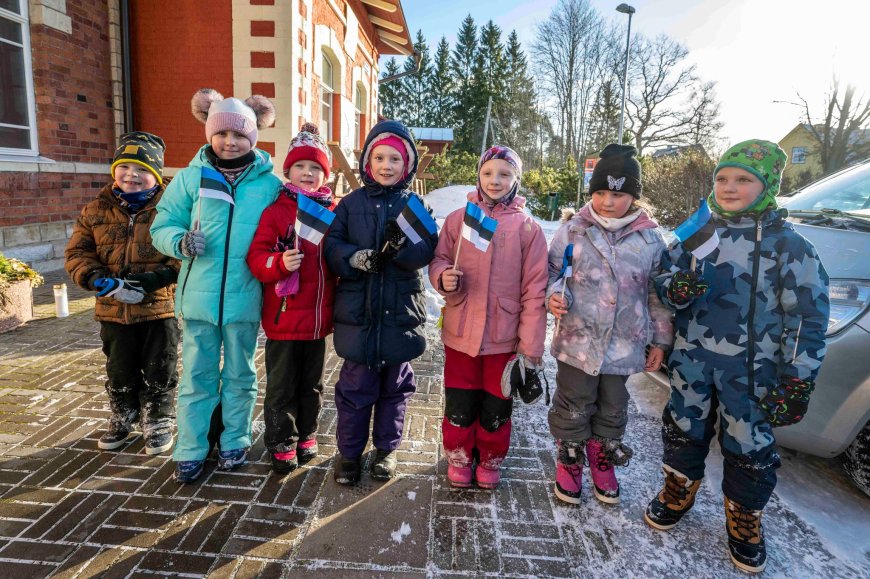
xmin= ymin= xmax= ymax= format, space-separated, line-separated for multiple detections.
xmin=180 ymin=229 xmax=206 ymax=258
xmin=350 ymin=249 xmax=380 ymax=273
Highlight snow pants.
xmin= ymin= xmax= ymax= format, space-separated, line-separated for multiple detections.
xmin=263 ymin=338 xmax=325 ymax=453
xmin=174 ymin=320 xmax=259 ymax=461
xmin=548 ymin=361 xmax=629 ymax=443
xmin=662 ymin=353 xmax=781 ymax=510
xmin=334 ymin=360 xmax=416 ymax=458
xmin=442 ymin=346 xmax=514 ymax=470
xmin=100 ymin=318 xmax=179 ymax=435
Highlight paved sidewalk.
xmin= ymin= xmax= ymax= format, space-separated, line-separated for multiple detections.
xmin=0 ymin=272 xmax=867 ymax=578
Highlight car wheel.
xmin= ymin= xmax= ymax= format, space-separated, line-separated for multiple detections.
xmin=843 ymin=421 xmax=870 ymax=498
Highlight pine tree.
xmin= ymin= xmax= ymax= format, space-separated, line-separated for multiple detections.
xmin=429 ymin=37 xmax=455 ymax=128
xmin=450 ymin=15 xmax=478 ymax=151
xmin=470 ymin=21 xmax=507 ymax=152
xmin=498 ymin=30 xmax=542 ymax=166
xmin=401 ymin=30 xmax=433 ymax=127
xmin=379 ymin=58 xmax=404 ymax=120
xmin=586 ymin=79 xmax=621 ymax=153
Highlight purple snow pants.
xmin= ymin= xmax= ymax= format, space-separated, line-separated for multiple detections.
xmin=335 ymin=360 xmax=416 ymax=457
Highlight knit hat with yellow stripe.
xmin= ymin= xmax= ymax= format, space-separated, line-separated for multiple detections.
xmin=110 ymin=132 xmax=166 ymax=184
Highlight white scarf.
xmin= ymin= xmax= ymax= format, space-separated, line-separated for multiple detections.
xmin=588 ymin=204 xmax=642 ymax=232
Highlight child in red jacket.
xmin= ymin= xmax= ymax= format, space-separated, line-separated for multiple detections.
xmin=247 ymin=123 xmax=337 ymax=474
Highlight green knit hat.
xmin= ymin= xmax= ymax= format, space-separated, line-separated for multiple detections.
xmin=708 ymin=139 xmax=787 ymax=217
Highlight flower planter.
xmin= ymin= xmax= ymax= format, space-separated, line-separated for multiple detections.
xmin=0 ymin=279 xmax=34 ymax=333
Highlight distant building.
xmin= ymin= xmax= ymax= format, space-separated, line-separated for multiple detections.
xmin=0 ymin=0 xmax=413 ymax=271
xmin=408 ymin=127 xmax=454 ymax=156
xmin=779 ymin=123 xmax=870 ymax=184
xmin=650 ymin=144 xmax=709 ymax=160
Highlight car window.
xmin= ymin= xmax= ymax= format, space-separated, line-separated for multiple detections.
xmin=780 ymin=163 xmax=870 ymax=214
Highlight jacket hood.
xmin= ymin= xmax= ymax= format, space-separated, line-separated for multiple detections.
xmin=359 ymin=120 xmax=419 ymax=192
xmin=187 ymin=144 xmax=275 ymax=177
xmin=466 ymin=189 xmax=527 ymax=212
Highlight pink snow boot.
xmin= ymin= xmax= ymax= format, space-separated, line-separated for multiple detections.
xmin=587 ymin=436 xmax=633 ymax=504
xmin=475 ymin=465 xmax=501 ymax=489
xmin=554 ymin=440 xmax=584 ymax=504
xmin=447 ymin=464 xmax=473 ymax=488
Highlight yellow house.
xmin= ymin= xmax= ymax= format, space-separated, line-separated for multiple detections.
xmin=778 ymin=124 xmax=823 ymax=184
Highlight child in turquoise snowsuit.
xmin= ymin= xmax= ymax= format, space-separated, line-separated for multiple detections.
xmin=151 ymin=89 xmax=281 ymax=483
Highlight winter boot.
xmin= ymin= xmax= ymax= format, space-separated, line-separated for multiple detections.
xmin=217 ymin=448 xmax=248 ymax=471
xmin=143 ymin=418 xmax=174 ymax=455
xmin=586 ymin=436 xmax=633 ymax=504
xmin=447 ymin=464 xmax=473 ymax=488
xmin=475 ymin=465 xmax=501 ymax=489
xmin=297 ymin=437 xmax=319 ymax=464
xmin=724 ymin=497 xmax=767 ymax=573
xmin=371 ymin=449 xmax=398 ymax=481
xmin=173 ymin=460 xmax=205 ymax=484
xmin=334 ymin=453 xmax=362 ymax=485
xmin=98 ymin=409 xmax=139 ymax=450
xmin=644 ymin=465 xmax=702 ymax=530
xmin=270 ymin=449 xmax=299 ymax=474
xmin=554 ymin=440 xmax=584 ymax=504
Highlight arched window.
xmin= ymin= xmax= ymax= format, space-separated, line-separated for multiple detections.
xmin=320 ymin=54 xmax=335 ymax=141
xmin=354 ymin=82 xmax=367 ymax=150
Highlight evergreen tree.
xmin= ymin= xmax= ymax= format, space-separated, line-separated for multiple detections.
xmin=450 ymin=15 xmax=479 ymax=151
xmin=471 ymin=21 xmax=508 ymax=151
xmin=586 ymin=79 xmax=621 ymax=153
xmin=429 ymin=37 xmax=455 ymax=128
xmin=379 ymin=58 xmax=404 ymax=120
xmin=401 ymin=30 xmax=433 ymax=127
xmin=497 ymin=30 xmax=542 ymax=166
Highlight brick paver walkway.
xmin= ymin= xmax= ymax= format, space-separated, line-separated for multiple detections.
xmin=1 ymin=272 xmax=868 ymax=578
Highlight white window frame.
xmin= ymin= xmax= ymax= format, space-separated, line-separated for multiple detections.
xmin=791 ymin=146 xmax=806 ymax=164
xmin=0 ymin=1 xmax=39 ymax=157
xmin=320 ymin=54 xmax=335 ymax=142
xmin=354 ymin=82 xmax=366 ymax=149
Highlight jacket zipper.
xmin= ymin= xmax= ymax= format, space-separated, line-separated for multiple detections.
xmin=216 ymin=165 xmax=255 ymax=327
xmin=746 ymin=220 xmax=763 ymax=393
xmin=374 ymin=195 xmax=389 ymax=367
xmin=314 ymin=241 xmax=323 ymax=337
xmin=122 ymin=212 xmax=134 ymax=324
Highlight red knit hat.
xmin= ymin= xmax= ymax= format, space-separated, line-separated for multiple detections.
xmin=282 ymin=122 xmax=332 ymax=177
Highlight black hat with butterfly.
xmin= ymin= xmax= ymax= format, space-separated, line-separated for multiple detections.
xmin=588 ymin=143 xmax=642 ymax=199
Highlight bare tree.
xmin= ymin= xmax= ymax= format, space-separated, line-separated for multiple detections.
xmin=684 ymin=80 xmax=724 ymax=153
xmin=623 ymin=34 xmax=698 ymax=155
xmin=799 ymin=78 xmax=870 ymax=174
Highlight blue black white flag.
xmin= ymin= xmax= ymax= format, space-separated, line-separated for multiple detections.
xmin=294 ymin=193 xmax=336 ymax=245
xmin=396 ymin=195 xmax=438 ymax=245
xmin=559 ymin=243 xmax=574 ymax=279
xmin=461 ymin=202 xmax=498 ymax=252
xmin=674 ymin=199 xmax=719 ymax=260
xmin=199 ymin=167 xmax=234 ymax=205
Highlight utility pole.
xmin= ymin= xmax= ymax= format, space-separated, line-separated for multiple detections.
xmin=481 ymin=96 xmax=492 ymax=156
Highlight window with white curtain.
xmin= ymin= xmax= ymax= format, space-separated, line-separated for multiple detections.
xmin=0 ymin=0 xmax=38 ymax=154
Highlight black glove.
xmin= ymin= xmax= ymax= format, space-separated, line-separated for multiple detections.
xmin=666 ymin=269 xmax=710 ymax=305
xmin=384 ymin=219 xmax=407 ymax=251
xmin=125 ymin=267 xmax=176 ymax=294
xmin=759 ymin=376 xmax=814 ymax=427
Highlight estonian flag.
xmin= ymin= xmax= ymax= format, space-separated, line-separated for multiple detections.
xmin=294 ymin=193 xmax=336 ymax=246
xmin=199 ymin=167 xmax=234 ymax=205
xmin=396 ymin=195 xmax=438 ymax=245
xmin=461 ymin=201 xmax=498 ymax=252
xmin=559 ymin=243 xmax=574 ymax=279
xmin=674 ymin=199 xmax=719 ymax=260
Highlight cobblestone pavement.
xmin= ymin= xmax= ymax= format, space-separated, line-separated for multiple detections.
xmin=1 ymin=272 xmax=868 ymax=578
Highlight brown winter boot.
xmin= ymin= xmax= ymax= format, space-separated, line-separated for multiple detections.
xmin=644 ymin=465 xmax=702 ymax=530
xmin=724 ymin=497 xmax=767 ymax=573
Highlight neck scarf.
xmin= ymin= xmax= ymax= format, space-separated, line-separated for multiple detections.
xmin=113 ymin=184 xmax=160 ymax=214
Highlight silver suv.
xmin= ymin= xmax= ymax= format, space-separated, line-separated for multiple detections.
xmin=776 ymin=159 xmax=870 ymax=496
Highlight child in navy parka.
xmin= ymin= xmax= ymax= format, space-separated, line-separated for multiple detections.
xmin=324 ymin=120 xmax=438 ymax=485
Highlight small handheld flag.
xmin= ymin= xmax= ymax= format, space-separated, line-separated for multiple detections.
xmin=396 ymin=195 xmax=438 ymax=245
xmin=461 ymin=202 xmax=498 ymax=252
xmin=199 ymin=167 xmax=235 ymax=206
xmin=674 ymin=199 xmax=719 ymax=261
xmin=559 ymin=243 xmax=574 ymax=279
xmin=294 ymin=193 xmax=336 ymax=246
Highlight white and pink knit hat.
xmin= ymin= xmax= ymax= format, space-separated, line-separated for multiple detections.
xmin=191 ymin=89 xmax=276 ymax=147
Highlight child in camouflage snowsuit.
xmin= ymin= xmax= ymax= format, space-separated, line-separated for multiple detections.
xmin=644 ymin=139 xmax=830 ymax=574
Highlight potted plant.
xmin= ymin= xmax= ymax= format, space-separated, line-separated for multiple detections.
xmin=0 ymin=252 xmax=44 ymax=333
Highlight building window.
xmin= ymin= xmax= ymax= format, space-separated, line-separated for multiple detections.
xmin=792 ymin=147 xmax=806 ymax=164
xmin=354 ymin=83 xmax=366 ymax=150
xmin=320 ymin=55 xmax=335 ymax=141
xmin=0 ymin=1 xmax=38 ymax=154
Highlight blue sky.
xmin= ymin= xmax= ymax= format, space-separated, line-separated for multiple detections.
xmin=393 ymin=0 xmax=869 ymax=150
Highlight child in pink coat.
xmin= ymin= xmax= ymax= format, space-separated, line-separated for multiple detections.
xmin=429 ymin=145 xmax=548 ymax=489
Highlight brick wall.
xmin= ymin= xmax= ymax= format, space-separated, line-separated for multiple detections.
xmin=128 ymin=0 xmax=234 ymax=168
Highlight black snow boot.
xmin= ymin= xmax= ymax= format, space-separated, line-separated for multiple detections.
xmin=644 ymin=465 xmax=702 ymax=530
xmin=334 ymin=454 xmax=362 ymax=485
xmin=98 ymin=409 xmax=139 ymax=450
xmin=370 ymin=449 xmax=398 ymax=481
xmin=724 ymin=497 xmax=767 ymax=573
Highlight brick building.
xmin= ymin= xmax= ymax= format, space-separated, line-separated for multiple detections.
xmin=0 ymin=0 xmax=412 ymax=271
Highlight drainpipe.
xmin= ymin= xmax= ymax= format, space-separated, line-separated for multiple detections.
xmin=120 ymin=0 xmax=134 ymax=130
xmin=377 ymin=50 xmax=421 ymax=117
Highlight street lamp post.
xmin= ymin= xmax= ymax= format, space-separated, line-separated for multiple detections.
xmin=616 ymin=3 xmax=635 ymax=145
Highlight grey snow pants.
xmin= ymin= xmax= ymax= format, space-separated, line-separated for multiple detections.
xmin=548 ymin=361 xmax=629 ymax=442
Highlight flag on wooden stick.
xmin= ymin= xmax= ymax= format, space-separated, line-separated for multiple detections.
xmin=294 ymin=193 xmax=336 ymax=245
xmin=461 ymin=202 xmax=498 ymax=252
